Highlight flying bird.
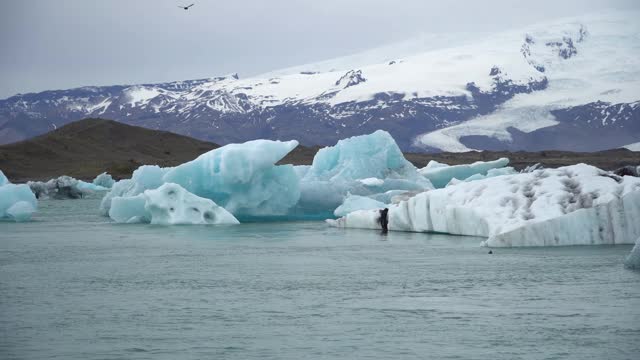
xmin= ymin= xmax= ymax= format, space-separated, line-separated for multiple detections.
xmin=178 ymin=3 xmax=194 ymax=10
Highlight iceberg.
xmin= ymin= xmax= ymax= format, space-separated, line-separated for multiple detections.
xmin=100 ymin=165 xmax=170 ymax=215
xmin=92 ymin=172 xmax=115 ymax=188
xmin=101 ymin=140 xmax=300 ymax=219
xmin=625 ymin=238 xmax=640 ymax=270
xmin=0 ymin=183 xmax=38 ymax=222
xmin=0 ymin=170 xmax=8 ymax=186
xmin=28 ymin=175 xmax=108 ymax=199
xmin=109 ymin=183 xmax=239 ymax=225
xmin=163 ymin=139 xmax=300 ymax=217
xmin=419 ymin=158 xmax=510 ymax=188
xmin=329 ymin=164 xmax=640 ymax=247
xmin=334 ymin=194 xmax=386 ymax=217
xmin=297 ymin=130 xmax=432 ymax=216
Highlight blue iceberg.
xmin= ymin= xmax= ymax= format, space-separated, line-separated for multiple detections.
xmin=92 ymin=172 xmax=115 ymax=188
xmin=297 ymin=130 xmax=432 ymax=216
xmin=0 ymin=170 xmax=8 ymax=186
xmin=102 ymin=140 xmax=301 ymax=220
xmin=0 ymin=174 xmax=37 ymax=222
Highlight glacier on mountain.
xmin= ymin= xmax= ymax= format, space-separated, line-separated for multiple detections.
xmin=328 ymin=164 xmax=640 ymax=247
xmin=0 ymin=172 xmax=37 ymax=222
xmin=108 ymin=183 xmax=239 ymax=225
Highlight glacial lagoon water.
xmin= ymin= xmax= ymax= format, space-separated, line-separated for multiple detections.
xmin=1 ymin=196 xmax=639 ymax=360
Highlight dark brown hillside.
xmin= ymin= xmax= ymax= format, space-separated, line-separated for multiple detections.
xmin=0 ymin=118 xmax=219 ymax=182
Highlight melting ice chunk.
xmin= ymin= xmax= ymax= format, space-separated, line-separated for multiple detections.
xmin=0 ymin=183 xmax=37 ymax=222
xmin=109 ymin=183 xmax=239 ymax=225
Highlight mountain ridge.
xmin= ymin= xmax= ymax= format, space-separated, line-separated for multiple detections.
xmin=1 ymin=12 xmax=638 ymax=152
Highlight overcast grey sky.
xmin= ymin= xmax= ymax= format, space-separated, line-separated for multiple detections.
xmin=0 ymin=0 xmax=637 ymax=98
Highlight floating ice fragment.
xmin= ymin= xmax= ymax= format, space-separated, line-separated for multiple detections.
xmin=92 ymin=172 xmax=116 ymax=188
xmin=109 ymin=183 xmax=239 ymax=225
xmin=0 ymin=183 xmax=37 ymax=222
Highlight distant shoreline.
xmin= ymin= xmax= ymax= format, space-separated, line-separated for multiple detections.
xmin=2 ymin=119 xmax=639 ymax=183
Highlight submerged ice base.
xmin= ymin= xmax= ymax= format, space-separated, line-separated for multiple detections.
xmin=329 ymin=164 xmax=640 ymax=247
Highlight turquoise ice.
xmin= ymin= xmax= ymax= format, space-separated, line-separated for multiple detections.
xmin=297 ymin=130 xmax=432 ymax=216
xmin=0 ymin=172 xmax=37 ymax=222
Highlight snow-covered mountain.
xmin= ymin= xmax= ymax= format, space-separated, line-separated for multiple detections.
xmin=1 ymin=12 xmax=638 ymax=151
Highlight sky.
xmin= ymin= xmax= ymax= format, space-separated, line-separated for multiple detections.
xmin=0 ymin=0 xmax=638 ymax=99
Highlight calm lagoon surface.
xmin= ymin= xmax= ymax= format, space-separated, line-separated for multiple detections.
xmin=1 ymin=196 xmax=639 ymax=360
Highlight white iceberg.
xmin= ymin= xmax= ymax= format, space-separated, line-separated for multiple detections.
xmin=625 ymin=238 xmax=640 ymax=270
xmin=297 ymin=130 xmax=432 ymax=215
xmin=92 ymin=172 xmax=115 ymax=188
xmin=329 ymin=164 xmax=640 ymax=247
xmin=109 ymin=183 xmax=239 ymax=225
xmin=419 ymin=158 xmax=510 ymax=188
xmin=334 ymin=194 xmax=387 ymax=217
xmin=0 ymin=183 xmax=38 ymax=222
